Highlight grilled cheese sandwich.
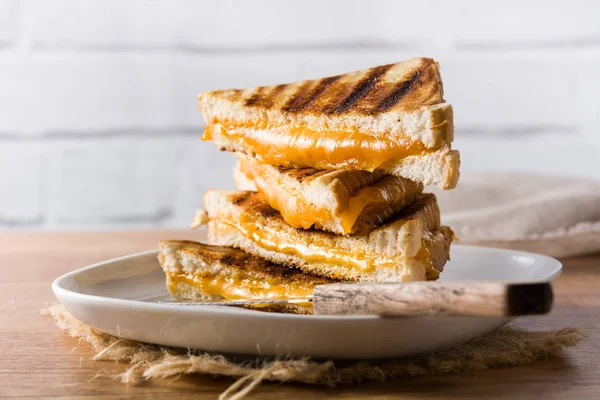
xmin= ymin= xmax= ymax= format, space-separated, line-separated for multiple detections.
xmin=159 ymin=240 xmax=336 ymax=314
xmin=234 ymin=153 xmax=423 ymax=235
xmin=198 ymin=190 xmax=453 ymax=282
xmin=199 ymin=58 xmax=460 ymax=189
xmin=158 ymin=57 xmax=460 ymax=313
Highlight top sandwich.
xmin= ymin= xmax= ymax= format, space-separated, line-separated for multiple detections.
xmin=199 ymin=57 xmax=460 ymax=189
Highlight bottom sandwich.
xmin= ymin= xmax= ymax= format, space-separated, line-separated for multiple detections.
xmin=159 ymin=240 xmax=336 ymax=314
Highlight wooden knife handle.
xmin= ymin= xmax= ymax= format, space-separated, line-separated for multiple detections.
xmin=312 ymin=281 xmax=553 ymax=317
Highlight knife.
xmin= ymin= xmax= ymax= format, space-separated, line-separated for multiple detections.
xmin=160 ymin=281 xmax=553 ymax=317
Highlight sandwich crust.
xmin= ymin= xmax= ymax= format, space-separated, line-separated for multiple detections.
xmin=199 ymin=58 xmax=451 ymax=147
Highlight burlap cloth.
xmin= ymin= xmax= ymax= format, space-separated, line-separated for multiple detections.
xmin=47 ymin=173 xmax=597 ymax=398
xmin=44 ymin=304 xmax=586 ymax=399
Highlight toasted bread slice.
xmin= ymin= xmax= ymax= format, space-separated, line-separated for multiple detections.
xmin=234 ymin=153 xmax=423 ymax=235
xmin=200 ymin=58 xmax=451 ymax=147
xmin=159 ymin=240 xmax=337 ymax=314
xmin=200 ymin=190 xmax=453 ymax=282
xmin=199 ymin=58 xmax=459 ymax=189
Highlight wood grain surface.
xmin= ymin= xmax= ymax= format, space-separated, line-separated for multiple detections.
xmin=1 ymin=231 xmax=599 ymax=399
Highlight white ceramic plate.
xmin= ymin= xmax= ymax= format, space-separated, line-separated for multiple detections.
xmin=53 ymin=244 xmax=561 ymax=359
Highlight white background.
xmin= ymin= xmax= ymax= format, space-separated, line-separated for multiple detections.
xmin=1 ymin=0 xmax=599 ymax=229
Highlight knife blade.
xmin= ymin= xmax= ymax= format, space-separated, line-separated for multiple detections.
xmin=160 ymin=298 xmax=312 ymax=307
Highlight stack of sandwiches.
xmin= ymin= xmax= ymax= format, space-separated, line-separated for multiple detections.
xmin=159 ymin=57 xmax=460 ymax=314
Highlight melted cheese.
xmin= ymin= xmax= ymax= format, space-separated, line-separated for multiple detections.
xmin=339 ymin=185 xmax=393 ymax=233
xmin=237 ymin=157 xmax=332 ymax=229
xmin=417 ymin=246 xmax=439 ymax=280
xmin=223 ymin=217 xmax=420 ymax=273
xmin=257 ymin=179 xmax=330 ymax=230
xmin=204 ymin=121 xmax=427 ymax=171
xmin=167 ymin=271 xmax=315 ymax=301
xmin=238 ymin=157 xmax=392 ymax=234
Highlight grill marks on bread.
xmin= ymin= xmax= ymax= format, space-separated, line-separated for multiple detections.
xmin=324 ymin=64 xmax=393 ymax=114
xmin=246 ymin=84 xmax=289 ymax=108
xmin=373 ymin=65 xmax=429 ymax=113
xmin=230 ymin=191 xmax=253 ymax=206
xmin=391 ymin=193 xmax=436 ymax=220
xmin=282 ymin=76 xmax=341 ymax=113
xmin=162 ymin=240 xmax=335 ymax=284
xmin=275 ymin=166 xmax=339 ymax=183
xmin=235 ymin=58 xmax=441 ymax=116
xmin=229 ymin=191 xmax=279 ymax=218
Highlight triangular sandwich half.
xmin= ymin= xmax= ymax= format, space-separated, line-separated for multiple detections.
xmin=197 ymin=190 xmax=453 ymax=282
xmin=159 ymin=240 xmax=336 ymax=314
xmin=234 ymin=153 xmax=423 ymax=235
xmin=199 ymin=58 xmax=459 ymax=189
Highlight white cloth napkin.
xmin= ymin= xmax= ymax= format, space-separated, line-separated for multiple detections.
xmin=431 ymin=173 xmax=600 ymax=258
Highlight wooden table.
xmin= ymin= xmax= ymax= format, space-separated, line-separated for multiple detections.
xmin=1 ymin=231 xmax=599 ymax=399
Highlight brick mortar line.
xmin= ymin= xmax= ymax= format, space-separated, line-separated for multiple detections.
xmin=27 ymin=40 xmax=421 ymax=54
xmin=457 ymin=37 xmax=600 ymax=51
xmin=0 ymin=128 xmax=203 ymax=141
xmin=0 ymin=210 xmax=175 ymax=229
xmin=0 ymin=216 xmax=45 ymax=228
xmin=54 ymin=208 xmax=173 ymax=225
xmin=17 ymin=38 xmax=600 ymax=55
xmin=0 ymin=125 xmax=581 ymax=141
xmin=458 ymin=125 xmax=581 ymax=137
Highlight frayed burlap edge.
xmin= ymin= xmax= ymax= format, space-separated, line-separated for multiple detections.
xmin=42 ymin=303 xmax=587 ymax=400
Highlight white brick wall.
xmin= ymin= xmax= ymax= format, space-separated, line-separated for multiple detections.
xmin=1 ymin=0 xmax=600 ymax=229
xmin=0 ymin=53 xmax=301 ymax=134
xmin=0 ymin=142 xmax=43 ymax=225
xmin=27 ymin=0 xmax=600 ymax=49
xmin=0 ymin=0 xmax=16 ymax=48
xmin=46 ymin=136 xmax=182 ymax=226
